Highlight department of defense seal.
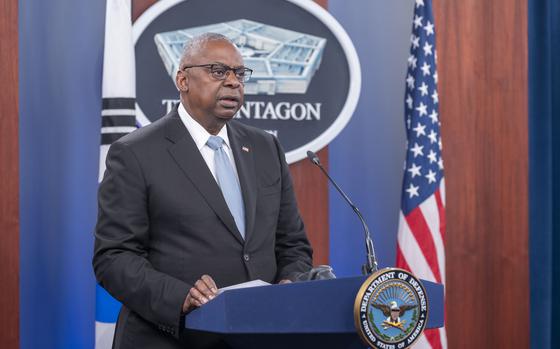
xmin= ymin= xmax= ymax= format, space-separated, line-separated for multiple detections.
xmin=354 ymin=268 xmax=428 ymax=349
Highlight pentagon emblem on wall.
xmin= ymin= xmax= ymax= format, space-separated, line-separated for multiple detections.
xmin=133 ymin=0 xmax=361 ymax=164
xmin=154 ymin=19 xmax=327 ymax=95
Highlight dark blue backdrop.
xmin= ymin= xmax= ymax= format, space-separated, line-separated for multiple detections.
xmin=528 ymin=0 xmax=560 ymax=348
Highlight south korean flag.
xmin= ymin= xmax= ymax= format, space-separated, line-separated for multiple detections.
xmin=96 ymin=0 xmax=136 ymax=348
xmin=98 ymin=0 xmax=137 ymax=182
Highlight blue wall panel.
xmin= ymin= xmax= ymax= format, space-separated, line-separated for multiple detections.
xmin=19 ymin=1 xmax=105 ymax=348
xmin=328 ymin=0 xmax=414 ymax=276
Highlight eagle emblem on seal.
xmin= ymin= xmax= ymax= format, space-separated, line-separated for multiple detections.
xmin=372 ymin=300 xmax=417 ymax=332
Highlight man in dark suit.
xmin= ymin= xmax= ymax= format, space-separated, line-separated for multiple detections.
xmin=93 ymin=33 xmax=313 ymax=349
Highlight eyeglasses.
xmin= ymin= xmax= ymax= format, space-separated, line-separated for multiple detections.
xmin=182 ymin=63 xmax=253 ymax=83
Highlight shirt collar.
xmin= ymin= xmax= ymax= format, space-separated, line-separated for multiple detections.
xmin=177 ymin=102 xmax=231 ymax=150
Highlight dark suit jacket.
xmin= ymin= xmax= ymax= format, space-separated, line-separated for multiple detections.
xmin=93 ymin=108 xmax=313 ymax=349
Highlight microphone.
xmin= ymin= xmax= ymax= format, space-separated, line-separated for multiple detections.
xmin=306 ymin=151 xmax=378 ymax=275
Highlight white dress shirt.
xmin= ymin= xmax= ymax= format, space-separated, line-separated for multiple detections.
xmin=177 ymin=102 xmax=241 ymax=185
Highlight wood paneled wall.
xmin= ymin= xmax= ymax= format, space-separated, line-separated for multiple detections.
xmin=433 ymin=0 xmax=529 ymax=347
xmin=0 ymin=0 xmax=19 ymax=348
xmin=132 ymin=0 xmax=331 ymax=266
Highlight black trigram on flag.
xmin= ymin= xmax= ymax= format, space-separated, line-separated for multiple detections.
xmin=101 ymin=97 xmax=136 ymax=145
xmin=97 ymin=0 xmax=136 ymax=183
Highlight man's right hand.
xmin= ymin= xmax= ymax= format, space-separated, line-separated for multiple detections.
xmin=182 ymin=274 xmax=218 ymax=313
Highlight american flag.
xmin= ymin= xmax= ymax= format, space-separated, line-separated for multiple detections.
xmin=396 ymin=0 xmax=447 ymax=348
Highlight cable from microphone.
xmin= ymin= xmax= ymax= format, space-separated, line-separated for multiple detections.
xmin=306 ymin=151 xmax=378 ymax=275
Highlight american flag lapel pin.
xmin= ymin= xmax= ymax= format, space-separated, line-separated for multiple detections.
xmin=242 ymin=146 xmax=250 ymax=153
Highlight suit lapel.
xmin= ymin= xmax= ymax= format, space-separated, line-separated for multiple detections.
xmin=164 ymin=113 xmax=244 ymax=244
xmin=227 ymin=122 xmax=257 ymax=243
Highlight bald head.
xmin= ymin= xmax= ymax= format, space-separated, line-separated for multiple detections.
xmin=179 ymin=33 xmax=238 ymax=69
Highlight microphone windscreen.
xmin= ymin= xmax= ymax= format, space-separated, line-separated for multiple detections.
xmin=306 ymin=150 xmax=320 ymax=165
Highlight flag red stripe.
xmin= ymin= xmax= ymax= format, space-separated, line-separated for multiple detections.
xmin=396 ymin=243 xmax=412 ymax=272
xmin=404 ymin=207 xmax=443 ymax=283
xmin=435 ymin=189 xmax=446 ymax=242
xmin=424 ymin=328 xmax=443 ymax=349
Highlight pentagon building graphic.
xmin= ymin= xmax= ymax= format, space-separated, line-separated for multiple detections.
xmin=154 ymin=19 xmax=327 ymax=95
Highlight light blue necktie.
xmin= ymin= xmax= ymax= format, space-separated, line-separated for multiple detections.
xmin=206 ymin=135 xmax=245 ymax=239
